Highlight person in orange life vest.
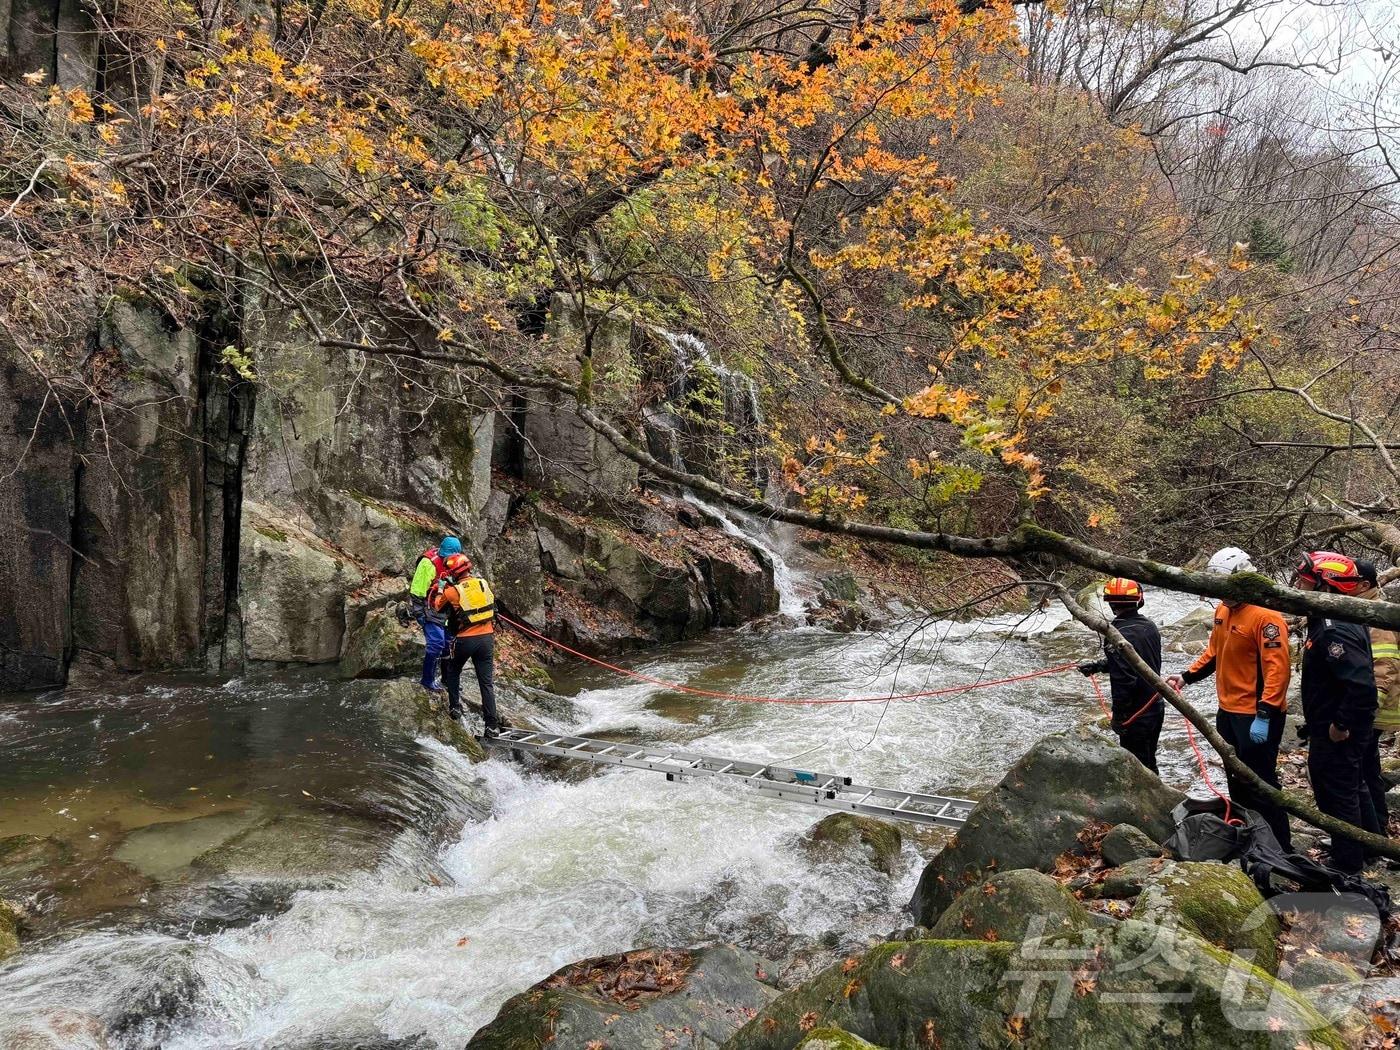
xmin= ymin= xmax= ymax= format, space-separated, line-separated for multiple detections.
xmin=1077 ymin=578 xmax=1164 ymax=773
xmin=408 ymin=536 xmax=460 ymax=693
xmin=431 ymin=552 xmax=499 ymax=734
xmin=1166 ymin=546 xmax=1293 ymax=850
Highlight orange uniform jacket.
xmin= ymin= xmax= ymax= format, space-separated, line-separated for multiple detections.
xmin=1182 ymin=603 xmax=1291 ymax=717
xmin=432 ymin=582 xmax=495 ymax=639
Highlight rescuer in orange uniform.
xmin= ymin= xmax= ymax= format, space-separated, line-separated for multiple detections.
xmin=1167 ymin=547 xmax=1293 ymax=849
xmin=431 ymin=552 xmax=499 ymax=735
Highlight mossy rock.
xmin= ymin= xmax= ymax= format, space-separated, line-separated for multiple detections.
xmin=370 ymin=678 xmax=486 ymax=762
xmin=1093 ymin=856 xmax=1175 ymax=899
xmin=909 ymin=727 xmax=1183 ymax=925
xmin=340 ymin=601 xmax=420 ymax=680
xmin=724 ymin=922 xmax=1345 ymax=1049
xmin=803 ymin=815 xmax=903 ymax=875
xmin=928 ymin=869 xmax=1093 ymax=944
xmin=797 ymin=1029 xmax=886 ymax=1049
xmin=1285 ymin=954 xmax=1362 ymax=990
xmin=1100 ymin=823 xmax=1162 ymax=867
xmin=1135 ymin=861 xmax=1281 ymax=974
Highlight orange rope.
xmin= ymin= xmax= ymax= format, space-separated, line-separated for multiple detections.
xmin=498 ymin=613 xmax=1077 ymax=706
xmin=503 ymin=613 xmax=1236 ymax=820
xmin=1081 ymin=674 xmax=1236 ymax=824
xmin=1185 ymin=719 xmax=1238 ymax=825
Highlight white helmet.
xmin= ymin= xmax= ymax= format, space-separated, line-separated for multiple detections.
xmin=1207 ymin=546 xmax=1255 ymax=575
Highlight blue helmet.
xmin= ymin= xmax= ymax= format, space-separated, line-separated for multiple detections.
xmin=439 ymin=536 xmax=463 ymax=557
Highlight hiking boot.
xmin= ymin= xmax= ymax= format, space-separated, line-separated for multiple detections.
xmin=482 ymin=723 xmax=501 ymax=738
xmin=448 ymin=705 xmax=464 ymax=721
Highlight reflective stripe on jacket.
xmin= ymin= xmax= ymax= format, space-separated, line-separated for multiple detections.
xmin=1372 ymin=625 xmax=1400 ymax=729
xmin=1182 ymin=603 xmax=1291 ymax=717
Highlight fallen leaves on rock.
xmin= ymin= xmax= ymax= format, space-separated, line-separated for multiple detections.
xmin=544 ymin=948 xmax=693 ymax=1006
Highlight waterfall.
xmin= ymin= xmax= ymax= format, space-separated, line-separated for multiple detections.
xmin=655 ymin=329 xmax=765 ymax=484
xmin=685 ymin=494 xmax=809 ymax=621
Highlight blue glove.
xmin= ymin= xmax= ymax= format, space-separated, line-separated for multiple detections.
xmin=1248 ymin=715 xmax=1270 ymax=746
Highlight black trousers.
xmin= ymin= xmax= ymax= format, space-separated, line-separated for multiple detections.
xmin=442 ymin=632 xmax=497 ymax=728
xmin=1114 ymin=703 xmax=1164 ymax=774
xmin=1362 ymin=727 xmax=1389 ymax=835
xmin=1308 ymin=731 xmax=1379 ymax=874
xmin=1217 ymin=709 xmax=1292 ymax=851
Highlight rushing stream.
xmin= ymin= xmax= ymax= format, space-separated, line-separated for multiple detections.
xmin=0 ymin=572 xmax=1215 ymax=1048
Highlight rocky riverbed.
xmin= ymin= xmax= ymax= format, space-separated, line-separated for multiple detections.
xmin=6 ymin=593 xmax=1395 ymax=1049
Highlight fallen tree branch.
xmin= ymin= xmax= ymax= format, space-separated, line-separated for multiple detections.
xmin=1053 ymin=583 xmax=1400 ymax=862
xmin=570 ymin=401 xmax=1400 ymax=629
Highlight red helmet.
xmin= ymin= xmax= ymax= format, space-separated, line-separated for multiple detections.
xmin=443 ymin=553 xmax=472 ymax=577
xmin=1103 ymin=577 xmax=1144 ymax=607
xmin=1295 ymin=551 xmax=1369 ymax=595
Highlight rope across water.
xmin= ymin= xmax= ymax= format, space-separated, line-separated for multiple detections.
xmin=496 ymin=612 xmax=1234 ymax=817
xmin=497 ymin=612 xmax=1076 ymax=705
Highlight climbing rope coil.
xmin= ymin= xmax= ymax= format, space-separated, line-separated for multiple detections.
xmin=496 ymin=612 xmax=1233 ymax=817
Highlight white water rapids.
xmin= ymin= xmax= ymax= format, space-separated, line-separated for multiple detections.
xmin=0 ymin=560 xmax=1214 ymax=1048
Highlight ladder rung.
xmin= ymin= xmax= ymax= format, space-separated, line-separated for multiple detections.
xmin=488 ymin=731 xmax=972 ymax=828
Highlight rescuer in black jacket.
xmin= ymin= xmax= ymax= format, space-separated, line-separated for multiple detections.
xmin=1296 ymin=551 xmax=1381 ymax=873
xmin=1079 ymin=578 xmax=1164 ymax=773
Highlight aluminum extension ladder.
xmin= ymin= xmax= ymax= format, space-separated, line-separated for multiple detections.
xmin=483 ymin=728 xmax=975 ymax=829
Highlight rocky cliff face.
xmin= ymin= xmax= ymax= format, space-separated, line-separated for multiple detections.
xmin=0 ymin=287 xmax=781 ymax=690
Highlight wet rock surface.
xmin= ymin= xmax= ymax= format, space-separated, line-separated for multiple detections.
xmin=468 ymin=946 xmax=780 ymax=1050
xmin=369 ymin=678 xmax=487 ymax=762
xmin=801 ymin=815 xmax=903 ymax=875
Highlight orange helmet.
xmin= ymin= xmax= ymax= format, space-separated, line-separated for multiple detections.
xmin=1103 ymin=578 xmax=1144 ymax=607
xmin=1295 ymin=551 xmax=1368 ymax=595
xmin=443 ymin=553 xmax=472 ymax=578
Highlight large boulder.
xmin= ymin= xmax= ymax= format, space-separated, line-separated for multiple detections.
xmin=802 ymin=815 xmax=903 ymax=876
xmin=1134 ymin=861 xmax=1281 ymax=975
xmin=369 ymin=678 xmax=487 ymax=762
xmin=724 ymin=923 xmax=1346 ymax=1050
xmin=468 ymin=946 xmax=779 ymax=1050
xmin=909 ymin=727 xmax=1184 ymax=926
xmin=697 ymin=543 xmax=778 ymax=626
xmin=340 ymin=585 xmax=420 ymax=679
xmin=928 ymin=869 xmax=1093 ymax=944
xmin=239 ymin=502 xmax=365 ymax=663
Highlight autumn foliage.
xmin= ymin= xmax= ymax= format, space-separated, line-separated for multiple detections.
xmin=1 ymin=0 xmax=1262 ymax=531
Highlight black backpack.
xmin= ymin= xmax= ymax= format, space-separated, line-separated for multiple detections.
xmin=1163 ymin=797 xmax=1392 ymax=920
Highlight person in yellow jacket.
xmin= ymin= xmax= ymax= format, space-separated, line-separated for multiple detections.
xmin=431 ymin=553 xmax=499 ymax=735
xmin=1167 ymin=546 xmax=1293 ymax=849
xmin=1360 ymin=561 xmax=1398 ymax=834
